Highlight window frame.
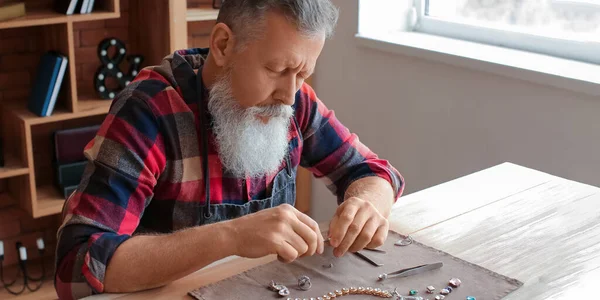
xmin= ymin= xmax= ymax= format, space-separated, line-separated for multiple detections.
xmin=413 ymin=0 xmax=600 ymax=65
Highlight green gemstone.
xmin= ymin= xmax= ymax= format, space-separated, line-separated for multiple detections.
xmin=409 ymin=289 xmax=418 ymax=295
xmin=466 ymin=297 xmax=476 ymax=300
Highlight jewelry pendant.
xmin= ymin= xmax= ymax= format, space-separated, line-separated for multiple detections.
xmin=426 ymin=286 xmax=435 ymax=293
xmin=449 ymin=278 xmax=462 ymax=288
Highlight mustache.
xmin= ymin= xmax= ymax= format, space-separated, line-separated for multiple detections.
xmin=247 ymin=104 xmax=294 ymax=119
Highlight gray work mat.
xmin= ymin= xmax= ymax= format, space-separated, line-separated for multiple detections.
xmin=189 ymin=231 xmax=522 ymax=299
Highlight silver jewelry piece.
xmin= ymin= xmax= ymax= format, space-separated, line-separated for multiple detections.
xmin=298 ymin=275 xmax=312 ymax=291
xmin=278 ymin=287 xmax=290 ymax=296
xmin=395 ymin=235 xmax=413 ymax=246
xmin=322 ymin=263 xmax=333 ymax=268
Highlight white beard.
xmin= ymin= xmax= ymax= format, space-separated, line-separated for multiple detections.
xmin=207 ymin=69 xmax=294 ymax=178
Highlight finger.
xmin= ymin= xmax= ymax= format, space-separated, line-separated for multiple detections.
xmin=291 ymin=214 xmax=319 ymax=257
xmin=366 ymin=221 xmax=389 ymax=249
xmin=276 ymin=240 xmax=299 ymax=263
xmin=333 ymin=209 xmax=369 ymax=257
xmin=328 ymin=201 xmax=359 ymax=248
xmin=348 ymin=218 xmax=379 ymax=253
xmin=296 ymin=212 xmax=324 ymax=255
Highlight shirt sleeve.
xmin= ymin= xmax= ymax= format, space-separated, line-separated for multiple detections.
xmin=54 ymin=94 xmax=166 ymax=300
xmin=294 ymin=83 xmax=405 ymax=204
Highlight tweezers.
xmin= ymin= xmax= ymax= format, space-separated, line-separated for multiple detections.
xmin=353 ymin=251 xmax=383 ymax=267
xmin=377 ymin=262 xmax=443 ymax=281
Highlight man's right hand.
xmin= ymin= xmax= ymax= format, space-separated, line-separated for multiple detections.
xmin=228 ymin=204 xmax=324 ymax=263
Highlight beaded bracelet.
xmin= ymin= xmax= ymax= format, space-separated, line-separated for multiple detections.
xmin=285 ymin=286 xmax=395 ymax=300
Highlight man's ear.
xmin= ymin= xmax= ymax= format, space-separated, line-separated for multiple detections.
xmin=209 ymin=23 xmax=236 ymax=67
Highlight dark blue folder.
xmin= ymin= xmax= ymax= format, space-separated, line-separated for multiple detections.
xmin=28 ymin=52 xmax=63 ymax=117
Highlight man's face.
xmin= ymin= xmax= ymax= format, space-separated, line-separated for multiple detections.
xmin=228 ymin=11 xmax=326 ymax=110
xmin=207 ymin=12 xmax=326 ymax=178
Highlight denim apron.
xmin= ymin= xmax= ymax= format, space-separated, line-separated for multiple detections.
xmin=194 ymin=71 xmax=299 ymax=226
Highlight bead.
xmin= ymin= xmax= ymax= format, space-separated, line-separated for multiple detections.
xmin=435 ymin=296 xmax=446 ymax=300
xmin=449 ymin=278 xmax=462 ymax=288
xmin=426 ymin=286 xmax=435 ymax=293
xmin=310 ymin=298 xmax=316 ymax=300
xmin=410 ymin=289 xmax=418 ymax=295
xmin=349 ymin=287 xmax=357 ymax=294
xmin=366 ymin=287 xmax=373 ymax=294
xmin=440 ymin=288 xmax=450 ymax=295
xmin=317 ymin=298 xmax=324 ymax=300
xmin=335 ymin=290 xmax=343 ymax=296
xmin=328 ymin=292 xmax=337 ymax=298
xmin=323 ymin=296 xmax=331 ymax=300
xmin=466 ymin=297 xmax=476 ymax=300
xmin=445 ymin=286 xmax=453 ymax=293
xmin=358 ymin=287 xmax=365 ymax=293
xmin=342 ymin=288 xmax=350 ymax=295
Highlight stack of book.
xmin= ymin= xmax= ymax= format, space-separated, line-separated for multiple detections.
xmin=0 ymin=0 xmax=25 ymax=22
xmin=27 ymin=51 xmax=69 ymax=117
xmin=55 ymin=0 xmax=96 ymax=15
xmin=53 ymin=125 xmax=101 ymax=199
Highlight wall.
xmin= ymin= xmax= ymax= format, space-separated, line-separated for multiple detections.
xmin=310 ymin=0 xmax=600 ymax=222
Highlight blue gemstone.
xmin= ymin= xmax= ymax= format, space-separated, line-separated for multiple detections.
xmin=466 ymin=297 xmax=476 ymax=300
xmin=446 ymin=286 xmax=453 ymax=293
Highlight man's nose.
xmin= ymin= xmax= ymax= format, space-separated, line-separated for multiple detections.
xmin=274 ymin=76 xmax=297 ymax=106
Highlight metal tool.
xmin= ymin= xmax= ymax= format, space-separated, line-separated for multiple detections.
xmin=377 ymin=262 xmax=443 ymax=281
xmin=364 ymin=247 xmax=387 ymax=254
xmin=353 ymin=251 xmax=383 ymax=267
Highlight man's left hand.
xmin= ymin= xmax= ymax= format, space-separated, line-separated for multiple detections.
xmin=328 ymin=197 xmax=389 ymax=257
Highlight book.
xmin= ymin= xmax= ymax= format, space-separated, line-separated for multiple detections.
xmin=0 ymin=1 xmax=25 ymax=22
xmin=75 ymin=0 xmax=89 ymax=14
xmin=55 ymin=0 xmax=79 ymax=15
xmin=86 ymin=0 xmax=94 ymax=13
xmin=53 ymin=125 xmax=101 ymax=164
xmin=28 ymin=52 xmax=62 ymax=117
xmin=45 ymin=53 xmax=68 ymax=116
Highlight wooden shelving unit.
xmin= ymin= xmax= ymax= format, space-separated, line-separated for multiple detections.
xmin=0 ymin=0 xmax=188 ymax=219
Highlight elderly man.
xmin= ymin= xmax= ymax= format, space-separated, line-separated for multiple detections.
xmin=55 ymin=0 xmax=404 ymax=299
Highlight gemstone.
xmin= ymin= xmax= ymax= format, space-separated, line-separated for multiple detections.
xmin=335 ymin=290 xmax=343 ymax=296
xmin=328 ymin=292 xmax=337 ymax=298
xmin=435 ymin=296 xmax=445 ymax=300
xmin=279 ymin=288 xmax=290 ymax=296
xmin=366 ymin=287 xmax=373 ymax=294
xmin=445 ymin=286 xmax=453 ymax=293
xmin=427 ymin=286 xmax=435 ymax=293
xmin=323 ymin=296 xmax=331 ymax=300
xmin=466 ymin=297 xmax=476 ymax=300
xmin=410 ymin=289 xmax=418 ymax=295
xmin=317 ymin=298 xmax=324 ymax=300
xmin=349 ymin=287 xmax=357 ymax=294
xmin=342 ymin=288 xmax=350 ymax=295
xmin=449 ymin=278 xmax=462 ymax=288
xmin=440 ymin=288 xmax=450 ymax=295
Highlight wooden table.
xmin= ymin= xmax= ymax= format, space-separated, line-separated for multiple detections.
xmin=7 ymin=163 xmax=598 ymax=299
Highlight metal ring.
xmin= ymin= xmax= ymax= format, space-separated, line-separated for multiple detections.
xmin=298 ymin=275 xmax=312 ymax=291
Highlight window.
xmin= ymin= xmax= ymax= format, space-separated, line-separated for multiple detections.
xmin=414 ymin=0 xmax=600 ymax=64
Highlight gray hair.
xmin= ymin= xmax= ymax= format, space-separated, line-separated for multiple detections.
xmin=217 ymin=0 xmax=339 ymax=45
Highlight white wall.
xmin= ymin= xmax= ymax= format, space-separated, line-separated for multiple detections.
xmin=310 ymin=0 xmax=600 ymax=222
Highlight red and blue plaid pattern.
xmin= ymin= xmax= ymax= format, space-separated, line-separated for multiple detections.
xmin=54 ymin=48 xmax=404 ymax=299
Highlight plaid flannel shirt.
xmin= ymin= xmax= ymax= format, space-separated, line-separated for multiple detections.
xmin=54 ymin=48 xmax=404 ymax=300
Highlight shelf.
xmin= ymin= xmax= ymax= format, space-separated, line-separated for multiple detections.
xmin=186 ymin=7 xmax=219 ymax=22
xmin=0 ymin=9 xmax=120 ymax=30
xmin=0 ymin=153 xmax=29 ymax=179
xmin=36 ymin=185 xmax=65 ymax=218
xmin=4 ymin=99 xmax=110 ymax=126
xmin=77 ymin=98 xmax=112 ymax=114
